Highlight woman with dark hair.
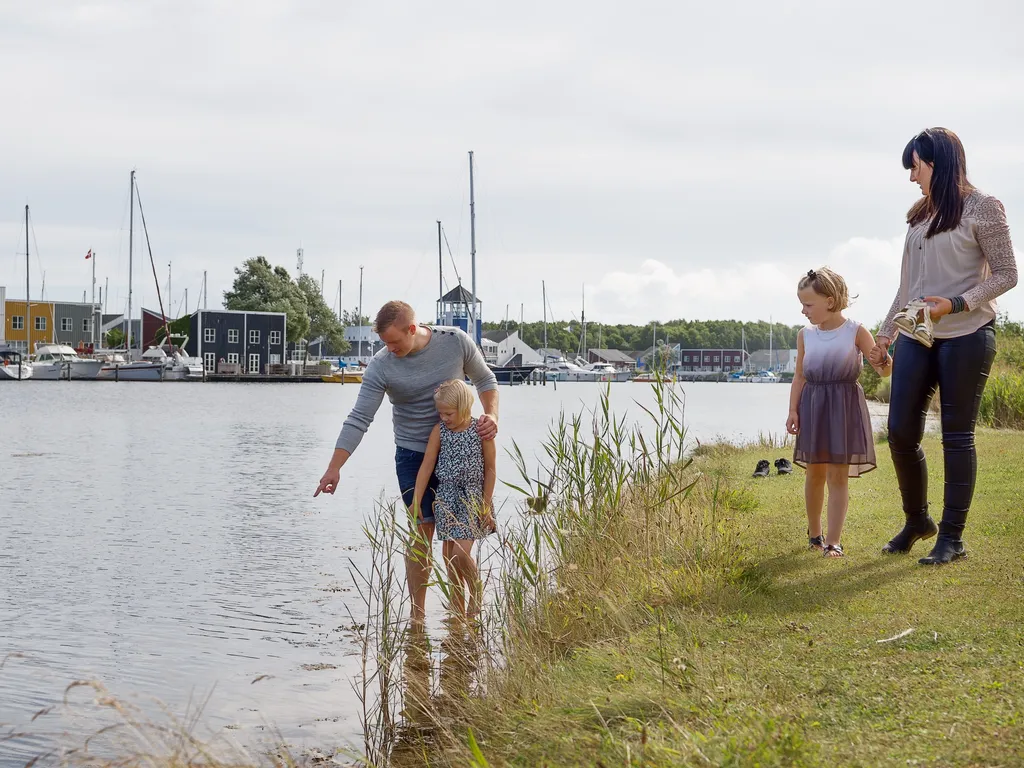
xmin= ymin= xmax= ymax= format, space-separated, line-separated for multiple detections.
xmin=870 ymin=128 xmax=1017 ymax=564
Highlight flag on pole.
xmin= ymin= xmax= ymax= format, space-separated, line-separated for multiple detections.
xmin=85 ymin=249 xmax=93 ymax=260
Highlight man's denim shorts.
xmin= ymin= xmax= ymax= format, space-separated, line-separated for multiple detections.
xmin=395 ymin=446 xmax=438 ymax=524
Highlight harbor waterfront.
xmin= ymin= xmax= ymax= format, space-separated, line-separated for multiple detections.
xmin=0 ymin=380 xmax=860 ymax=763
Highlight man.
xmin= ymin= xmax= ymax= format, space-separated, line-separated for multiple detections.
xmin=314 ymin=300 xmax=498 ymax=627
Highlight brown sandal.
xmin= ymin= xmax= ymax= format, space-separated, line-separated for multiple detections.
xmin=823 ymin=543 xmax=844 ymax=558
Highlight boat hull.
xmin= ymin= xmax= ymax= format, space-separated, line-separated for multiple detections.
xmin=322 ymin=372 xmax=364 ymax=384
xmin=0 ymin=364 xmax=32 ymax=380
xmin=97 ymin=363 xmax=164 ymax=381
xmin=31 ymin=360 xmax=105 ymax=380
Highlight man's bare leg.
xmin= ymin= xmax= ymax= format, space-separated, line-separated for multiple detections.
xmin=406 ymin=520 xmax=435 ymax=630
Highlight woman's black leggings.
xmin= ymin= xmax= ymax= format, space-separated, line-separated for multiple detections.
xmin=887 ymin=322 xmax=996 ymax=537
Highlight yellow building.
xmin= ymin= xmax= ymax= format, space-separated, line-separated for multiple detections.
xmin=3 ymin=298 xmax=101 ymax=354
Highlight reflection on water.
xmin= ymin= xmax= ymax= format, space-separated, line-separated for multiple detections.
xmin=392 ymin=621 xmax=480 ymax=762
xmin=0 ymin=380 xmax=794 ymax=764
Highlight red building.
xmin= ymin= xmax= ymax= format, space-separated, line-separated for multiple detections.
xmin=141 ymin=307 xmax=175 ymax=350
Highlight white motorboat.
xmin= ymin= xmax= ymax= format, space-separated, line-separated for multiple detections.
xmin=581 ymin=362 xmax=632 ymax=382
xmin=96 ymin=353 xmax=164 ymax=381
xmin=544 ymin=358 xmax=590 ymax=382
xmin=140 ymin=338 xmax=204 ymax=381
xmin=30 ymin=343 xmax=105 ymax=381
xmin=741 ymin=370 xmax=781 ymax=383
xmin=0 ymin=345 xmax=32 ymax=380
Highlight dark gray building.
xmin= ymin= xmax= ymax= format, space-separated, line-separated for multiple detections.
xmin=185 ymin=309 xmax=288 ymax=374
xmin=48 ymin=301 xmax=104 ymax=349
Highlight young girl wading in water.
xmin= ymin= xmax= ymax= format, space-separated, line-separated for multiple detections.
xmin=788 ymin=268 xmax=893 ymax=557
xmin=413 ymin=380 xmax=496 ymax=621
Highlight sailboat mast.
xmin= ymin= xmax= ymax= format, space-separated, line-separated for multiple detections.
xmin=437 ymin=220 xmax=443 ymax=317
xmin=468 ymin=151 xmax=477 ymax=343
xmin=358 ymin=264 xmax=364 ymax=359
xmin=127 ymin=170 xmax=135 ymax=352
xmin=542 ymin=280 xmax=548 ymax=351
xmin=24 ymin=206 xmax=29 ymax=349
xmin=581 ymin=284 xmax=586 ymax=357
xmin=91 ymin=249 xmax=97 ymax=348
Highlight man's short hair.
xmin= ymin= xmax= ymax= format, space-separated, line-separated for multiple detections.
xmin=373 ymin=301 xmax=416 ymax=333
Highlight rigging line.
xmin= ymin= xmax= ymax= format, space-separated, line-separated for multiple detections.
xmin=133 ymin=179 xmax=173 ymax=344
xmin=402 ymin=243 xmax=433 ymax=298
xmin=28 ymin=210 xmax=46 ymax=293
xmin=441 ymin=226 xmax=462 ymax=285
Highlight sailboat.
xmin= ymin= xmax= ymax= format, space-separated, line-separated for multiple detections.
xmin=1 ymin=206 xmax=34 ymax=380
xmin=97 ymin=171 xmax=167 ymax=381
xmin=735 ymin=321 xmax=780 ymax=383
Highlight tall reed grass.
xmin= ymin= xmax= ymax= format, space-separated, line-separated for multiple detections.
xmin=352 ymin=379 xmax=747 ymax=766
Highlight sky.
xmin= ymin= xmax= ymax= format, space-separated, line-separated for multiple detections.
xmin=1 ymin=0 xmax=1022 ymax=330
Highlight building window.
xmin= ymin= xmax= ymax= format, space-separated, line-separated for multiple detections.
xmin=11 ymin=316 xmax=24 ymax=330
xmin=714 ymin=356 xmax=720 ymax=362
xmin=204 ymin=352 xmax=216 ymax=373
xmin=204 ymin=328 xmax=216 ymax=343
xmin=228 ymin=329 xmax=239 ymax=344
xmin=83 ymin=319 xmax=93 ymax=333
xmin=227 ymin=353 xmax=239 ymax=364
xmin=249 ymin=330 xmax=260 ymax=344
xmin=269 ymin=354 xmax=281 ymax=365
xmin=269 ymin=330 xmax=281 ymax=345
xmin=248 ymin=353 xmax=260 ymax=373
xmin=61 ymin=318 xmax=73 ymax=332
xmin=35 ymin=316 xmax=47 ymax=331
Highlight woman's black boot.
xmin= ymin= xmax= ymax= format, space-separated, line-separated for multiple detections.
xmin=918 ymin=513 xmax=968 ymax=565
xmin=881 ymin=512 xmax=938 ymax=554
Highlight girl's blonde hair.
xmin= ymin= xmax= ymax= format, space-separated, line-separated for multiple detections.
xmin=434 ymin=379 xmax=474 ymax=421
xmin=798 ymin=266 xmax=852 ymax=311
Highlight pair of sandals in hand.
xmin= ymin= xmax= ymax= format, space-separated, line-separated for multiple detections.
xmin=893 ymin=298 xmax=936 ymax=348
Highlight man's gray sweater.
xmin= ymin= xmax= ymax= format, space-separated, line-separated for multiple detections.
xmin=335 ymin=326 xmax=498 ymax=454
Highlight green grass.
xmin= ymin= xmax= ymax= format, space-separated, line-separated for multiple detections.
xmin=426 ymin=431 xmax=1024 ymax=767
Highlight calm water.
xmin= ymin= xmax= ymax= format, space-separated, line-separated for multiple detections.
xmin=0 ymin=379 xmax=814 ymax=763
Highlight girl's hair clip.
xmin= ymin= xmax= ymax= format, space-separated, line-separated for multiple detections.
xmin=806 ymin=269 xmax=817 ymax=279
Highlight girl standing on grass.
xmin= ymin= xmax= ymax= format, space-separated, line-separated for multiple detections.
xmin=412 ymin=379 xmax=497 ymax=622
xmin=787 ymin=267 xmax=893 ymax=558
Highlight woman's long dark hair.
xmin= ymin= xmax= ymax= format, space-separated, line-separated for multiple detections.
xmin=902 ymin=127 xmax=975 ymax=238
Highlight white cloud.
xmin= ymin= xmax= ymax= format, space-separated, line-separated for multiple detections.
xmin=1 ymin=0 xmax=1023 ymax=329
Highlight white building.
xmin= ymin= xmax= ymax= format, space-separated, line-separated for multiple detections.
xmin=0 ymin=286 xmax=5 ymax=341
xmin=481 ymin=330 xmax=543 ymax=367
xmin=747 ymin=348 xmax=798 ymax=373
xmin=481 ymin=337 xmax=499 ymax=364
xmin=340 ymin=325 xmax=383 ymax=366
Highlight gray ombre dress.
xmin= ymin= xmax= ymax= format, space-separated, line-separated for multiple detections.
xmin=794 ymin=319 xmax=876 ymax=477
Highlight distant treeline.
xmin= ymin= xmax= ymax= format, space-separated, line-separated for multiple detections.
xmin=481 ymin=319 xmax=805 ymax=353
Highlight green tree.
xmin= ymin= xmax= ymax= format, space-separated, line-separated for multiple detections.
xmin=105 ymin=327 xmax=126 ymax=348
xmin=297 ymin=275 xmax=350 ymax=355
xmin=154 ymin=315 xmax=192 ymax=344
xmin=341 ymin=309 xmax=371 ymax=327
xmin=223 ymin=256 xmax=310 ymax=343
